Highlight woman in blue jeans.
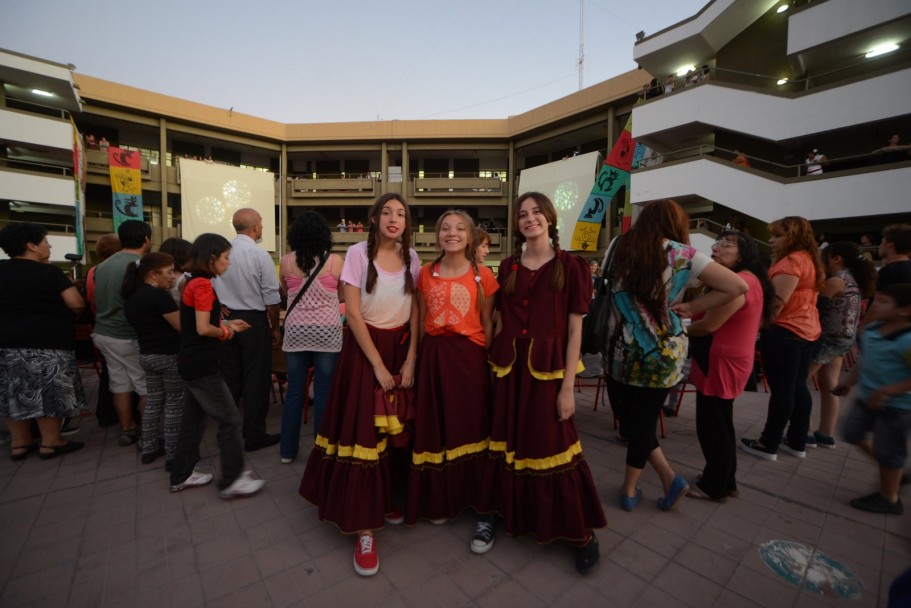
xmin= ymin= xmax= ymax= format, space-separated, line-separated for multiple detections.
xmin=741 ymin=217 xmax=823 ymax=461
xmin=279 ymin=212 xmax=343 ymax=464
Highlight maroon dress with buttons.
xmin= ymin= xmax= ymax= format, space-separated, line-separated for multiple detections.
xmin=485 ymin=252 xmax=606 ymax=543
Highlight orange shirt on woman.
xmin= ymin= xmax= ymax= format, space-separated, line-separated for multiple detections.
xmin=769 ymin=251 xmax=821 ymax=341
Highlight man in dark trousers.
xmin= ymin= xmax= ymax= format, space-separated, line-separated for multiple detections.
xmin=214 ymin=208 xmax=282 ymax=451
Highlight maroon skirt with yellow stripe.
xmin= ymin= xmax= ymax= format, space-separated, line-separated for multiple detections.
xmin=299 ymin=324 xmax=410 ymax=533
xmin=485 ymin=337 xmax=606 ymax=543
xmin=405 ymin=334 xmax=491 ymax=524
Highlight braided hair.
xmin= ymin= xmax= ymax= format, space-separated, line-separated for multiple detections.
xmin=432 ymin=210 xmax=485 ymax=308
xmin=365 ymin=193 xmax=415 ymax=295
xmin=505 ymin=192 xmax=565 ymax=296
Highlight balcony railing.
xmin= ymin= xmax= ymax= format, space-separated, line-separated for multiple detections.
xmin=329 ymin=229 xmax=503 ymax=252
xmin=410 ymin=175 xmax=504 ymax=197
xmin=289 ymin=175 xmax=376 ymax=197
xmin=85 ymin=149 xmax=152 ymax=176
xmin=635 ymin=145 xmax=911 ymax=179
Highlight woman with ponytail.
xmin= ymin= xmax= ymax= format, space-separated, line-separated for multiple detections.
xmin=406 ymin=210 xmax=498 ymax=527
xmin=806 ymin=241 xmax=876 ymax=448
xmin=123 ymin=252 xmax=183 ymax=467
xmin=300 ymin=193 xmax=420 ymax=577
xmin=482 ymin=192 xmax=605 ymax=574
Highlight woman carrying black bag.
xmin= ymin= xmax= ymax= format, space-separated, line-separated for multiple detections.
xmin=279 ymin=211 xmax=344 ymax=462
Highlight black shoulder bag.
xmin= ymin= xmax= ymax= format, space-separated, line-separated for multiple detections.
xmin=580 ymin=236 xmax=621 ymax=355
xmin=285 ymin=252 xmax=329 ymax=319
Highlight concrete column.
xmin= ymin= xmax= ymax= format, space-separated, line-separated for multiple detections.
xmin=159 ymin=118 xmax=168 ymax=229
xmin=279 ymin=144 xmax=287 ymax=258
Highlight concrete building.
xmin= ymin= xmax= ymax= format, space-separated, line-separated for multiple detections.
xmin=631 ymin=0 xmax=911 ymax=238
xmin=2 ymin=0 xmax=910 ymax=266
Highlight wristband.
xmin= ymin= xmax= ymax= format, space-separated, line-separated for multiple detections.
xmin=220 ymin=326 xmax=230 ymax=340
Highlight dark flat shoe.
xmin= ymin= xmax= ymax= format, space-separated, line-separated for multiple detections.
xmin=10 ymin=443 xmax=39 ymax=461
xmin=39 ymin=441 xmax=85 ymax=460
xmin=575 ymin=533 xmax=600 ymax=574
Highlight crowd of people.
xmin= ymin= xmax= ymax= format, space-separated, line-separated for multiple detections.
xmin=1 ymin=196 xmax=909 ymax=582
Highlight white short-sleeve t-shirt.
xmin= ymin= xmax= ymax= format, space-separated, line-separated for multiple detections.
xmin=341 ymin=241 xmax=421 ymax=328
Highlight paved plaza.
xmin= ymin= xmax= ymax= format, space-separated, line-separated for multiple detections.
xmin=0 ymin=371 xmax=908 ymax=607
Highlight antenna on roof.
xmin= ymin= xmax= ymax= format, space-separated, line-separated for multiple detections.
xmin=577 ymin=0 xmax=584 ymax=90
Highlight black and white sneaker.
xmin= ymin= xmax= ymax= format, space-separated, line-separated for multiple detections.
xmin=779 ymin=437 xmax=806 ymax=459
xmin=740 ymin=438 xmax=777 ymax=461
xmin=470 ymin=516 xmax=495 ymax=554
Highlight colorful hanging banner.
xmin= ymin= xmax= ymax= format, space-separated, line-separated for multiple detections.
xmin=570 ymin=116 xmax=636 ymax=250
xmin=72 ymin=121 xmax=86 ymax=256
xmin=109 ymin=147 xmax=143 ymax=230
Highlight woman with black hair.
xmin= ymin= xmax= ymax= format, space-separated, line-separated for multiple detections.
xmin=0 ymin=222 xmax=86 ymax=460
xmin=684 ymin=231 xmax=775 ymax=501
xmin=806 ymin=241 xmax=876 ymax=448
xmin=279 ymin=211 xmax=343 ymax=462
xmin=170 ymin=234 xmax=263 ymax=498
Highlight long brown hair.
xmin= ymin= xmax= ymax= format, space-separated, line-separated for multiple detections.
xmin=768 ymin=216 xmax=825 ymax=291
xmin=505 ymin=192 xmax=565 ymax=296
xmin=430 ymin=210 xmax=485 ymax=308
xmin=365 ymin=193 xmax=415 ymax=295
xmin=613 ymin=199 xmax=690 ymax=319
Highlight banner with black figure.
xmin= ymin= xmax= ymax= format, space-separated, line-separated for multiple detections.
xmin=108 ymin=147 xmax=143 ymax=231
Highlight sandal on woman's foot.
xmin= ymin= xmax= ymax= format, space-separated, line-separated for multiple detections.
xmin=575 ymin=534 xmax=600 ymax=574
xmin=10 ymin=443 xmax=38 ymax=461
xmin=39 ymin=441 xmax=85 ymax=460
xmin=687 ymin=482 xmax=727 ymax=503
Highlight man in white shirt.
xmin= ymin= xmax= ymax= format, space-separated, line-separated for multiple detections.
xmin=214 ymin=208 xmax=282 ymax=451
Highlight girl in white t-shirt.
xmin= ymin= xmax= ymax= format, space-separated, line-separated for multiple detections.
xmin=300 ymin=193 xmax=420 ymax=578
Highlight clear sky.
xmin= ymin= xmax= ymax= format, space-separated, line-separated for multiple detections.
xmin=1 ymin=0 xmax=705 ymax=123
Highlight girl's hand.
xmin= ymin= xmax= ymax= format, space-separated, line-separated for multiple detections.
xmin=557 ymin=386 xmax=576 ymax=421
xmin=374 ymin=364 xmax=395 ymax=392
xmin=399 ymin=362 xmax=415 ymax=389
xmin=227 ymin=319 xmax=252 ymax=333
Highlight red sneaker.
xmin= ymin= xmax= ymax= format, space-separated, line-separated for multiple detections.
xmin=353 ymin=533 xmax=379 ymax=576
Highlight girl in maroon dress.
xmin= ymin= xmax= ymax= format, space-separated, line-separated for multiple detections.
xmin=299 ymin=194 xmax=420 ymax=577
xmin=481 ymin=192 xmax=606 ymax=574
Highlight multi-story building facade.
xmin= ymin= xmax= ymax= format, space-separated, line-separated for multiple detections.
xmin=3 ymin=0 xmax=909 ymax=266
xmin=631 ymin=0 xmax=911 ymax=238
xmin=1 ymin=48 xmax=647 ymax=265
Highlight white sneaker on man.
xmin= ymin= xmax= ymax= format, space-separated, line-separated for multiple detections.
xmin=169 ymin=468 xmax=214 ymax=493
xmin=219 ymin=470 xmax=265 ymax=499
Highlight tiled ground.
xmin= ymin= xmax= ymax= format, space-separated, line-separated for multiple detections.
xmin=0 ymin=371 xmax=908 ymax=607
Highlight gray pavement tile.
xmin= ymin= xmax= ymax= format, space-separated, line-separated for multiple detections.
xmin=0 ymin=372 xmax=905 ymax=607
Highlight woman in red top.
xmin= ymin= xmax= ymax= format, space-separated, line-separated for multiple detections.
xmin=686 ymin=231 xmax=775 ymax=500
xmin=407 ymin=210 xmax=498 ymax=526
xmin=741 ymin=217 xmax=824 ymax=461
